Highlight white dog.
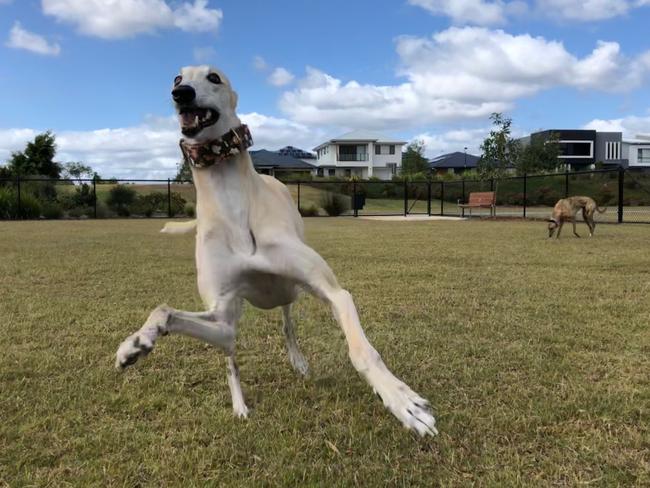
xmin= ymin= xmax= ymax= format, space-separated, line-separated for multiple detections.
xmin=115 ymin=65 xmax=436 ymax=436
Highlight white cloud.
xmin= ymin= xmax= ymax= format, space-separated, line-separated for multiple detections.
xmin=0 ymin=114 xmax=323 ymax=179
xmin=253 ymin=55 xmax=268 ymax=71
xmin=583 ymin=114 xmax=650 ymax=138
xmin=410 ymin=0 xmax=649 ymax=23
xmin=407 ymin=0 xmax=513 ymax=25
xmin=279 ymin=27 xmax=650 ymax=131
xmin=536 ymin=0 xmax=630 ymax=21
xmin=413 ymin=128 xmax=488 ymax=157
xmin=267 ymin=67 xmax=294 ymax=87
xmin=42 ymin=0 xmax=222 ymax=39
xmin=6 ymin=22 xmax=61 ymax=56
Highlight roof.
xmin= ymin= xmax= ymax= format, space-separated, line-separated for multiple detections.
xmin=277 ymin=145 xmax=316 ymax=159
xmin=429 ymin=151 xmax=481 ymax=169
xmin=313 ymin=130 xmax=406 ymax=150
xmin=249 ymin=150 xmax=315 ymax=170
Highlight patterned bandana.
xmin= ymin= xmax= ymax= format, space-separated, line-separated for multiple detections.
xmin=179 ymin=125 xmax=254 ymax=168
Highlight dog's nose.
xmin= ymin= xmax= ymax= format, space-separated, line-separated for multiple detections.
xmin=172 ymin=85 xmax=196 ymax=104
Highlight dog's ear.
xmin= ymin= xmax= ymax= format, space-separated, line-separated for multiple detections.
xmin=230 ymin=90 xmax=238 ymax=110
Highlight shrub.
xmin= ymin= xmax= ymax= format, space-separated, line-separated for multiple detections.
xmin=169 ymin=192 xmax=187 ymax=217
xmin=299 ymin=204 xmax=319 ymax=217
xmin=41 ymin=202 xmax=64 ymax=219
xmin=132 ymin=192 xmax=167 ymax=217
xmin=597 ymin=184 xmax=614 ymax=205
xmin=0 ymin=187 xmax=17 ymax=218
xmin=319 ymin=192 xmax=349 ymax=216
xmin=185 ymin=203 xmax=195 ymax=218
xmin=18 ymin=193 xmax=42 ymax=219
xmin=106 ymin=185 xmax=136 ymax=216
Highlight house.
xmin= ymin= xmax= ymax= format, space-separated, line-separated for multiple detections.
xmin=312 ymin=130 xmax=406 ymax=180
xmin=429 ymin=151 xmax=481 ymax=175
xmin=622 ymin=135 xmax=650 ymax=169
xmin=518 ymin=130 xmax=625 ymax=170
xmin=249 ymin=149 xmax=315 ymax=177
xmin=276 ymin=146 xmax=316 ymax=160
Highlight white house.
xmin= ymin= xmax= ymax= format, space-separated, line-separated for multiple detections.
xmin=623 ymin=135 xmax=650 ymax=168
xmin=312 ymin=130 xmax=406 ymax=180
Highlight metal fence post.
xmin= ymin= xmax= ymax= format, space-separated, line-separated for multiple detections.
xmin=618 ymin=166 xmax=624 ymax=223
xmin=16 ymin=176 xmax=21 ymax=219
xmin=167 ymin=178 xmax=172 ymax=217
xmin=403 ymin=179 xmax=408 ymax=216
xmin=461 ymin=178 xmax=466 ymax=205
xmin=440 ymin=181 xmax=444 ymax=216
xmin=523 ymin=173 xmax=527 ymax=219
xmin=297 ymin=181 xmax=301 ymax=211
xmin=490 ymin=178 xmax=494 ymax=192
xmin=93 ymin=178 xmax=97 ymax=219
xmin=427 ymin=181 xmax=432 ymax=216
xmin=353 ymin=180 xmax=358 ymax=217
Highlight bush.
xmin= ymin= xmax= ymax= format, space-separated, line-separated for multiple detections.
xmin=169 ymin=192 xmax=186 ymax=217
xmin=41 ymin=202 xmax=64 ymax=219
xmin=299 ymin=204 xmax=319 ymax=217
xmin=0 ymin=187 xmax=17 ymax=218
xmin=18 ymin=193 xmax=42 ymax=219
xmin=106 ymin=185 xmax=136 ymax=216
xmin=185 ymin=203 xmax=195 ymax=218
xmin=132 ymin=192 xmax=167 ymax=217
xmin=319 ymin=192 xmax=349 ymax=216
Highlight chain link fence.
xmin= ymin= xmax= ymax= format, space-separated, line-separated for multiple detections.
xmin=2 ymin=168 xmax=650 ymax=223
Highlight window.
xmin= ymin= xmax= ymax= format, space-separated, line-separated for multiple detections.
xmin=317 ymin=168 xmax=324 ymax=177
xmin=328 ymin=168 xmax=335 ymax=177
xmin=389 ymin=145 xmax=395 ymax=155
xmin=375 ymin=145 xmax=380 ymax=155
xmin=638 ymin=148 xmax=650 ymax=164
xmin=606 ymin=141 xmax=621 ymax=160
xmin=387 ymin=163 xmax=397 ymax=175
xmin=558 ymin=141 xmax=592 ymax=158
xmin=344 ymin=169 xmax=352 ymax=177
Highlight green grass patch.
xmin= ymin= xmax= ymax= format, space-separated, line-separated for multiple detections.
xmin=0 ymin=219 xmax=648 ymax=486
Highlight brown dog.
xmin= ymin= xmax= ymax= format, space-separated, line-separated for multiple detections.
xmin=547 ymin=196 xmax=606 ymax=238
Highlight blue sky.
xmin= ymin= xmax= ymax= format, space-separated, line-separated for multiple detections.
xmin=1 ymin=0 xmax=650 ymax=178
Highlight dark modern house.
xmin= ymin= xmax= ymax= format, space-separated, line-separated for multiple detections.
xmin=429 ymin=151 xmax=481 ymax=175
xmin=518 ymin=129 xmax=625 ymax=170
xmin=249 ymin=149 xmax=315 ymax=177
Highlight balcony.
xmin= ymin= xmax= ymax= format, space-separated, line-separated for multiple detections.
xmin=338 ymin=153 xmax=369 ymax=161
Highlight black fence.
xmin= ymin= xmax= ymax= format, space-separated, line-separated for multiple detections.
xmin=2 ymin=168 xmax=650 ymax=223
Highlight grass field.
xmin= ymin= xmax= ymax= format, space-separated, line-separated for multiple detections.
xmin=1 ymin=219 xmax=649 ymax=486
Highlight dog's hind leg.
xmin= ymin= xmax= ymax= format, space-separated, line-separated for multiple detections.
xmin=115 ymin=305 xmax=236 ymax=370
xmin=226 ymin=355 xmax=248 ymax=418
xmin=282 ymin=304 xmax=309 ymax=376
xmin=583 ymin=209 xmax=595 ymax=236
xmin=254 ymin=241 xmax=436 ymax=436
xmin=572 ymin=217 xmax=581 ymax=237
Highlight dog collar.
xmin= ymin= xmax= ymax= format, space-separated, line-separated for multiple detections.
xmin=179 ymin=124 xmax=254 ymax=168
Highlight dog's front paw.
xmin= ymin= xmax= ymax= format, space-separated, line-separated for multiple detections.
xmin=115 ymin=331 xmax=156 ymax=370
xmin=376 ymin=381 xmax=438 ymax=437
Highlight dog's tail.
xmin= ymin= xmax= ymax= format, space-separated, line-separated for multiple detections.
xmin=160 ymin=220 xmax=197 ymax=235
xmin=596 ymin=206 xmax=607 ymax=214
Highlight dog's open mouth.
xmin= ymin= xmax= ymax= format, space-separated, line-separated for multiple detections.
xmin=178 ymin=106 xmax=219 ymax=137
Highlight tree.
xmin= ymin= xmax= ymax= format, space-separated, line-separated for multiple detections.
xmin=175 ymin=158 xmax=192 ymax=182
xmin=6 ymin=131 xmax=61 ymax=178
xmin=61 ymin=162 xmax=95 ymax=183
xmin=477 ymin=113 xmax=521 ymax=180
xmin=401 ymin=140 xmax=430 ymax=177
xmin=516 ymin=132 xmax=561 ymax=175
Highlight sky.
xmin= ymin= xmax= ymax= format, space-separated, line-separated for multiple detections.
xmin=1 ymin=0 xmax=650 ymax=179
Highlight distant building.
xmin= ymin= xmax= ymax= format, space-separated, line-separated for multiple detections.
xmin=429 ymin=151 xmax=481 ymax=175
xmin=277 ymin=146 xmax=316 ymax=159
xmin=518 ymin=129 xmax=625 ymax=170
xmin=312 ymin=130 xmax=406 ymax=180
xmin=249 ymin=149 xmax=315 ymax=177
xmin=622 ymin=135 xmax=650 ymax=169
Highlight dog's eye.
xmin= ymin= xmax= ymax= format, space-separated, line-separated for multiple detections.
xmin=207 ymin=73 xmax=222 ymax=85
xmin=173 ymin=75 xmax=182 ymax=86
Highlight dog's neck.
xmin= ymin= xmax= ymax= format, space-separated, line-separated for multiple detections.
xmin=180 ymin=125 xmax=253 ymax=169
xmin=187 ymin=128 xmax=260 ymax=252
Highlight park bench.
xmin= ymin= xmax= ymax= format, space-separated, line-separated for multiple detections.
xmin=458 ymin=191 xmax=496 ymax=218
